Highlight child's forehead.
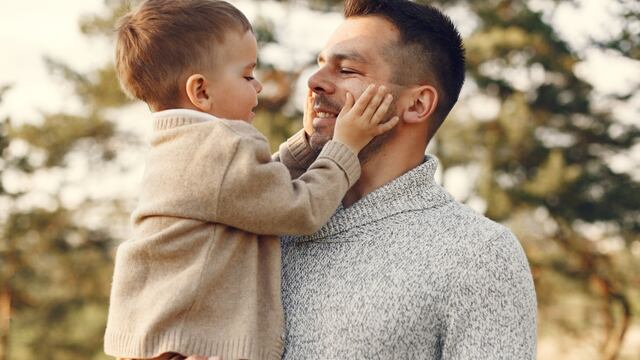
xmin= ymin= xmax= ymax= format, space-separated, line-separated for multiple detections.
xmin=202 ymin=29 xmax=257 ymax=71
xmin=216 ymin=28 xmax=256 ymax=45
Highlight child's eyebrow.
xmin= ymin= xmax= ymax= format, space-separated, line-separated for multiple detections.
xmin=245 ymin=62 xmax=257 ymax=69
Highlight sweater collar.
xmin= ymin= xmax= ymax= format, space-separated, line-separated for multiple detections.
xmin=295 ymin=155 xmax=453 ymax=243
xmin=152 ymin=109 xmax=220 ymax=131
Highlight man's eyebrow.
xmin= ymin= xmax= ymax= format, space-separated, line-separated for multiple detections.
xmin=317 ymin=51 xmax=369 ymax=65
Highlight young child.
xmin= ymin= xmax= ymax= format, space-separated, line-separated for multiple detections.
xmin=103 ymin=1 xmax=398 ymax=359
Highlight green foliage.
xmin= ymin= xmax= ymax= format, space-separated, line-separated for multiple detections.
xmin=1 ymin=3 xmax=132 ymax=358
xmin=11 ymin=113 xmax=116 ymax=167
xmin=45 ymin=57 xmax=131 ymax=111
xmin=2 ymin=207 xmax=113 ymax=359
xmin=428 ymin=1 xmax=639 ymax=358
xmin=79 ymin=0 xmax=135 ymax=38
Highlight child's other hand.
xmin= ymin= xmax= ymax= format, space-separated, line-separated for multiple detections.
xmin=302 ymin=88 xmax=315 ymax=140
xmin=332 ymin=84 xmax=399 ymax=154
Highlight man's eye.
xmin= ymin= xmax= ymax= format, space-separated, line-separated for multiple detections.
xmin=339 ymin=68 xmax=358 ymax=75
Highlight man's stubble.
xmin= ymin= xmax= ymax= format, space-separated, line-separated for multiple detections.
xmin=310 ymin=90 xmax=400 ymax=164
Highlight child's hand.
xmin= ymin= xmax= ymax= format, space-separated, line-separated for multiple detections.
xmin=302 ymin=88 xmax=315 ymax=140
xmin=332 ymin=84 xmax=400 ymax=154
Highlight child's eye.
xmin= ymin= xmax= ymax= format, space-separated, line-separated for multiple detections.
xmin=244 ymin=76 xmax=255 ymax=81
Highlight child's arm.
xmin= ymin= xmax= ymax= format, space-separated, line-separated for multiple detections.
xmin=272 ymin=89 xmax=320 ymax=179
xmin=271 ymin=129 xmax=318 ymax=179
xmin=217 ymin=85 xmax=398 ymax=235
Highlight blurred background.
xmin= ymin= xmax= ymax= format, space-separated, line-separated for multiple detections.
xmin=0 ymin=0 xmax=638 ymax=359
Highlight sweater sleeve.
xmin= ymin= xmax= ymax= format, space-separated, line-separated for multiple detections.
xmin=216 ymin=134 xmax=360 ymax=236
xmin=272 ymin=129 xmax=320 ymax=179
xmin=441 ymin=230 xmax=537 ymax=360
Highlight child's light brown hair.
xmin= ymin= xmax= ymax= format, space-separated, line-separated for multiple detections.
xmin=115 ymin=0 xmax=252 ymax=110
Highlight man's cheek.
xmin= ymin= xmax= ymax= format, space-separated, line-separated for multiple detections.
xmin=348 ymin=79 xmax=374 ymax=102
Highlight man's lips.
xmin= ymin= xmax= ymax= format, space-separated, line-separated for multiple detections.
xmin=312 ymin=92 xmax=341 ymax=127
xmin=312 ymin=111 xmax=338 ymax=128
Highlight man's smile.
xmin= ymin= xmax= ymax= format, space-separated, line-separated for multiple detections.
xmin=312 ymin=94 xmax=342 ymax=129
xmin=312 ymin=110 xmax=338 ymax=128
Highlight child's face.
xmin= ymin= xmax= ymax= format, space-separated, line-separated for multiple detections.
xmin=205 ymin=30 xmax=262 ymax=122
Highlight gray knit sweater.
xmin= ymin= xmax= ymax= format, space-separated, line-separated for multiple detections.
xmin=281 ymin=156 xmax=537 ymax=359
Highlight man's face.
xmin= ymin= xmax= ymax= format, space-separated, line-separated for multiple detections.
xmin=307 ymin=16 xmax=402 ymax=152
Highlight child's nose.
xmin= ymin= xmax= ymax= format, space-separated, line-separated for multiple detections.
xmin=254 ymin=80 xmax=263 ymax=94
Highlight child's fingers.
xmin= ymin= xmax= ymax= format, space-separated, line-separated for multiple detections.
xmin=305 ymin=88 xmax=316 ymax=118
xmin=342 ymin=92 xmax=355 ymax=113
xmin=361 ymin=86 xmax=388 ymax=120
xmin=303 ymin=88 xmax=315 ymax=131
xmin=305 ymin=88 xmax=314 ymax=111
xmin=369 ymin=93 xmax=394 ymax=125
xmin=375 ymin=116 xmax=400 ymax=135
xmin=351 ymin=84 xmax=377 ymax=115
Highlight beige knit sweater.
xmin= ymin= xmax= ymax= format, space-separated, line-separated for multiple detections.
xmin=104 ymin=109 xmax=360 ymax=359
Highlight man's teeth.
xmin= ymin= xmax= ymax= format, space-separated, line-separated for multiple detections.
xmin=316 ymin=112 xmax=335 ymax=118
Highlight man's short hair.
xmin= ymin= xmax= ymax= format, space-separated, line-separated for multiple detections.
xmin=115 ymin=0 xmax=252 ymax=109
xmin=344 ymin=0 xmax=465 ymax=123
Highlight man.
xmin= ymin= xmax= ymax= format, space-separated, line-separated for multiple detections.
xmin=280 ymin=0 xmax=537 ymax=359
xmin=186 ymin=0 xmax=536 ymax=359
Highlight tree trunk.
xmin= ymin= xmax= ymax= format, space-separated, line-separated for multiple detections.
xmin=601 ymin=289 xmax=631 ymax=360
xmin=0 ymin=287 xmax=10 ymax=360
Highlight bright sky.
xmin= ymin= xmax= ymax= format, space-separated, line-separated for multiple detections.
xmin=0 ymin=0 xmax=638 ymax=207
xmin=0 ymin=0 xmax=638 ymax=122
xmin=0 ymin=0 xmax=110 ymax=121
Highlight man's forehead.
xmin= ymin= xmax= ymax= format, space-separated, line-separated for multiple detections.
xmin=318 ymin=40 xmax=371 ymax=63
xmin=331 ymin=16 xmax=399 ymax=42
xmin=319 ymin=16 xmax=399 ymax=62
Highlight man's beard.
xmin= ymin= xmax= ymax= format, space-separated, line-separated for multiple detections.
xmin=310 ymin=92 xmax=399 ymax=164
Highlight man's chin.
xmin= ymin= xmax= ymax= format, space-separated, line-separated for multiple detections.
xmin=309 ymin=132 xmax=333 ymax=151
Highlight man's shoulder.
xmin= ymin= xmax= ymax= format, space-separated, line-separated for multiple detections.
xmin=390 ymin=199 xmax=525 ymax=267
xmin=393 ymin=202 xmax=532 ymax=297
xmin=399 ymin=197 xmax=513 ymax=244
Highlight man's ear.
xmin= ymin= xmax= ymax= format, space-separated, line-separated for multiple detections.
xmin=402 ymin=85 xmax=438 ymax=124
xmin=185 ymin=74 xmax=211 ymax=112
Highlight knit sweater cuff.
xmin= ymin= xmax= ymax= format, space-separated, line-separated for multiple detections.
xmin=318 ymin=140 xmax=361 ymax=187
xmin=286 ymin=129 xmax=320 ymax=168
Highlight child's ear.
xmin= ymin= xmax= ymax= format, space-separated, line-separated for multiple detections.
xmin=185 ymin=74 xmax=211 ymax=111
xmin=402 ymin=85 xmax=438 ymax=124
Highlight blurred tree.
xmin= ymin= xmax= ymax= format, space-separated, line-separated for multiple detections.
xmin=424 ymin=1 xmax=640 ymax=359
xmin=0 ymin=1 xmax=134 ymax=357
xmin=0 ymin=80 xmax=132 ymax=358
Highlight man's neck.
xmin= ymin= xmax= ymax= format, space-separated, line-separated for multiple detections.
xmin=342 ymin=135 xmax=427 ymax=208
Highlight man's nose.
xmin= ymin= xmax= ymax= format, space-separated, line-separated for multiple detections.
xmin=307 ymin=67 xmax=335 ymax=95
